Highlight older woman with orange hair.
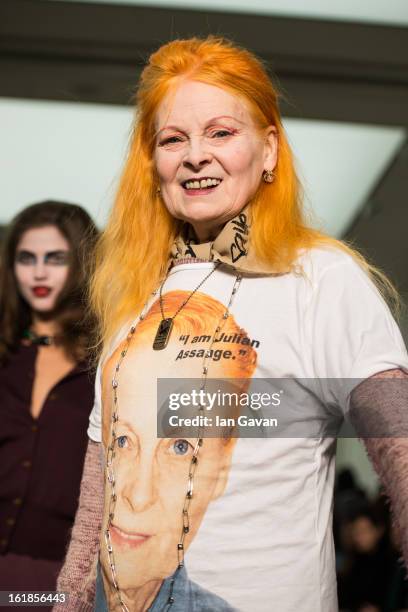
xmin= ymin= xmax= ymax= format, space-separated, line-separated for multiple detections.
xmin=55 ymin=38 xmax=408 ymax=612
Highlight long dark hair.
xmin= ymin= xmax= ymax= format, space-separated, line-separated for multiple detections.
xmin=0 ymin=200 xmax=98 ymax=362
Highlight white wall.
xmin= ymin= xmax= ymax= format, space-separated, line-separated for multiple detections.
xmin=48 ymin=0 xmax=408 ymax=27
xmin=336 ymin=438 xmax=379 ymax=498
xmin=1 ymin=98 xmax=404 ymax=234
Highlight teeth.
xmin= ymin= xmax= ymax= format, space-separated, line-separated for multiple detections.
xmin=184 ymin=179 xmax=221 ymax=190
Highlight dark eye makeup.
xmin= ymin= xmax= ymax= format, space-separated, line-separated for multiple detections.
xmin=15 ymin=250 xmax=70 ymax=266
xmin=15 ymin=251 xmax=36 ymax=265
xmin=45 ymin=251 xmax=70 ymax=265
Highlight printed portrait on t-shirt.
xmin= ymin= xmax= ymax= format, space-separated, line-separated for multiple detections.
xmin=100 ymin=291 xmax=257 ymax=611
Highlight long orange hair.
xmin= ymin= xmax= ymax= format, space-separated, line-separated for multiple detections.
xmin=91 ymin=37 xmax=398 ymax=349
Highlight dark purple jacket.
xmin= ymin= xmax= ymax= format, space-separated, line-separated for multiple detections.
xmin=0 ymin=344 xmax=94 ymax=561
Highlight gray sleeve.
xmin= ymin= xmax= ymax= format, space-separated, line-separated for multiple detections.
xmin=53 ymin=440 xmax=105 ymax=611
xmin=349 ymin=368 xmax=408 ymax=571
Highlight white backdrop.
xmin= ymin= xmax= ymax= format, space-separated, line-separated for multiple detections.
xmin=0 ymin=97 xmax=404 ymax=236
xmin=49 ymin=0 xmax=408 ymax=26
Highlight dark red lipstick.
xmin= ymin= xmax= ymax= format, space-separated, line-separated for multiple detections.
xmin=32 ymin=286 xmax=51 ymax=298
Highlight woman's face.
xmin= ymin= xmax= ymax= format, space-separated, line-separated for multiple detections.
xmin=154 ymin=80 xmax=277 ymax=241
xmin=14 ymin=225 xmax=70 ymax=314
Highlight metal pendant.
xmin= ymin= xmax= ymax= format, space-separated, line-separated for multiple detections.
xmin=153 ymin=318 xmax=174 ymax=350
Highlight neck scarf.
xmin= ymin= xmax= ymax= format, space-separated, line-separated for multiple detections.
xmin=170 ymin=207 xmax=279 ymax=275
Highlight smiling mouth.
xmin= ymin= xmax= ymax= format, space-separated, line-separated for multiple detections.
xmin=110 ymin=524 xmax=152 ymax=549
xmin=182 ymin=177 xmax=222 ymax=192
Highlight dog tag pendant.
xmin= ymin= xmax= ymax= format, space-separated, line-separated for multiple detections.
xmin=153 ymin=318 xmax=174 ymax=350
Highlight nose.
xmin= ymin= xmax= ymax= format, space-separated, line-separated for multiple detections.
xmin=121 ymin=456 xmax=158 ymax=513
xmin=183 ymin=137 xmax=212 ymax=172
xmin=33 ymin=258 xmax=47 ymax=280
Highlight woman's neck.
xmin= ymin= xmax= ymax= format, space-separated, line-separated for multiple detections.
xmin=31 ymin=315 xmax=59 ymax=338
xmin=191 ymin=220 xmax=225 ymax=243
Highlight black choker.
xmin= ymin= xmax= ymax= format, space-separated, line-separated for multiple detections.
xmin=23 ymin=329 xmax=57 ymax=346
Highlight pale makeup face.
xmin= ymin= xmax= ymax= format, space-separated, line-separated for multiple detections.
xmin=102 ymin=339 xmax=236 ymax=592
xmin=14 ymin=225 xmax=70 ymax=314
xmin=154 ymin=80 xmax=277 ymax=241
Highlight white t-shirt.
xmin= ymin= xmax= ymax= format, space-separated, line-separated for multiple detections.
xmin=89 ymin=247 xmax=408 ymax=612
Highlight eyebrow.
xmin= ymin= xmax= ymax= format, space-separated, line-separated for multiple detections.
xmin=16 ymin=249 xmax=69 ymax=256
xmin=155 ymin=115 xmax=245 ymax=137
xmin=116 ymin=418 xmax=138 ymax=435
xmin=16 ymin=249 xmax=35 ymax=255
xmin=162 ymin=425 xmax=199 ymax=442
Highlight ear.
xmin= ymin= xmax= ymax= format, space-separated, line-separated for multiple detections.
xmin=263 ymin=125 xmax=278 ymax=172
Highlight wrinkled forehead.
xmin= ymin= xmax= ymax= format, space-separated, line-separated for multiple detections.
xmin=101 ymin=335 xmax=249 ymax=444
xmin=154 ymin=80 xmax=252 ymax=133
xmin=101 ymin=339 xmax=180 ymax=438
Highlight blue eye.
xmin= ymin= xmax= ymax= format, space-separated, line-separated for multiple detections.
xmin=117 ymin=435 xmax=128 ymax=449
xmin=173 ymin=439 xmax=191 ymax=455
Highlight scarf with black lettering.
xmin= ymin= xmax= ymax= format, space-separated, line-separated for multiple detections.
xmin=170 ymin=207 xmax=277 ymax=275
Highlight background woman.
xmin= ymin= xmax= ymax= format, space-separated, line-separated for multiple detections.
xmin=0 ymin=201 xmax=98 ymax=605
xmin=56 ymin=38 xmax=408 ymax=612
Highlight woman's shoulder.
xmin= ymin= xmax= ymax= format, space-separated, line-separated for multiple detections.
xmin=97 ymin=317 xmax=137 ymax=372
xmin=0 ymin=342 xmax=36 ymax=371
xmin=295 ymin=244 xmax=367 ymax=289
xmin=297 ymin=244 xmax=355 ymax=275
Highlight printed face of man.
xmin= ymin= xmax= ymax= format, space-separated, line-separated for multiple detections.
xmin=104 ymin=339 xmax=236 ymax=591
xmin=154 ymin=80 xmax=277 ymax=241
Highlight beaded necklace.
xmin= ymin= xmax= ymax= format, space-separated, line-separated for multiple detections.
xmin=153 ymin=264 xmax=220 ymax=350
xmin=104 ymin=264 xmax=242 ymax=611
